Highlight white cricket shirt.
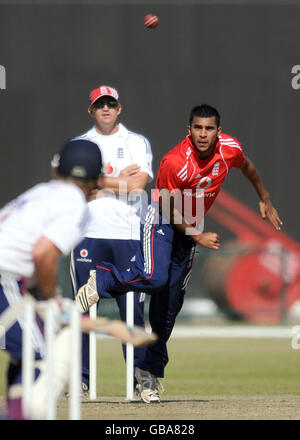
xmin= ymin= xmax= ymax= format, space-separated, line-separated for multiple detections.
xmin=0 ymin=180 xmax=90 ymax=278
xmin=74 ymin=123 xmax=153 ymax=240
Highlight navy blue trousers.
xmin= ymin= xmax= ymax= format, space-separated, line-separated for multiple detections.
xmin=95 ymin=205 xmax=196 ymax=377
xmin=71 ymin=238 xmax=146 ymax=384
xmin=0 ymin=274 xmax=44 ymax=389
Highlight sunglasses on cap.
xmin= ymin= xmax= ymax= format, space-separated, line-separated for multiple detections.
xmin=93 ymin=99 xmax=119 ymax=109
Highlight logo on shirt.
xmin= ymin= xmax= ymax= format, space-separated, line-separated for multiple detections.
xmin=183 ymin=189 xmax=215 ymax=198
xmin=76 ymin=249 xmax=92 ymax=263
xmin=105 ymin=162 xmax=117 ymax=177
xmin=117 ymin=148 xmax=124 ymax=159
xmin=212 ymin=162 xmax=220 ymax=176
xmin=197 ymin=177 xmax=212 ymax=190
xmin=80 ymin=249 xmax=88 ymax=258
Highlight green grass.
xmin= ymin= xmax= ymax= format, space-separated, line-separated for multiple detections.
xmin=166 ymin=338 xmax=300 ymax=396
xmin=1 ymin=337 xmax=299 ymax=397
xmin=0 ymin=350 xmax=9 ymax=395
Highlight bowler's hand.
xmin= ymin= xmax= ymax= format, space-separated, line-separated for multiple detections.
xmin=194 ymin=232 xmax=220 ymax=250
xmin=259 ymin=199 xmax=283 ymax=231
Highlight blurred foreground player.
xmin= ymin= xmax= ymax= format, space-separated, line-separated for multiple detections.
xmin=0 ymin=139 xmax=102 ymax=419
xmin=71 ymin=85 xmax=153 ymax=391
xmin=77 ymin=104 xmax=282 ymax=403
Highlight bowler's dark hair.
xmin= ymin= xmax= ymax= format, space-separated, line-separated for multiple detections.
xmin=189 ymin=104 xmax=220 ymax=127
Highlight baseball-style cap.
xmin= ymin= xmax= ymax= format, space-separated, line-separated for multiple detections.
xmin=52 ymin=139 xmax=102 ymax=180
xmin=89 ymin=85 xmax=119 ymax=107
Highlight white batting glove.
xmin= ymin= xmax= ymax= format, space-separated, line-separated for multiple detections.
xmin=75 ymin=270 xmax=99 ymax=313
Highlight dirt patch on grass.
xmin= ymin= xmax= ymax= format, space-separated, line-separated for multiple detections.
xmin=56 ymin=394 xmax=300 ymax=420
xmin=1 ymin=394 xmax=300 ymax=420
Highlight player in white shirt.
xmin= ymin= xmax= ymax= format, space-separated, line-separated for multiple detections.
xmin=70 ymin=85 xmax=153 ymax=391
xmin=0 ymin=139 xmax=102 ymax=419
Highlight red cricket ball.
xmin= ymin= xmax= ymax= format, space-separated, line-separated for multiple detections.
xmin=144 ymin=14 xmax=159 ymax=29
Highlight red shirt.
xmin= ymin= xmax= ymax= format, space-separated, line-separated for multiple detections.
xmin=155 ymin=133 xmax=245 ymax=227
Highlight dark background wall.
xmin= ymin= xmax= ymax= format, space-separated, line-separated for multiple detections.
xmin=0 ymin=0 xmax=299 ymax=243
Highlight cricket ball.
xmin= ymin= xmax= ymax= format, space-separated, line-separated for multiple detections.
xmin=144 ymin=14 xmax=159 ymax=29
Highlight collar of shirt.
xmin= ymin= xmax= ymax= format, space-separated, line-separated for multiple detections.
xmin=91 ymin=123 xmax=128 ymax=138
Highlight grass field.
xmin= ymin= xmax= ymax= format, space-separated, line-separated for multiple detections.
xmin=1 ymin=335 xmax=300 ymax=419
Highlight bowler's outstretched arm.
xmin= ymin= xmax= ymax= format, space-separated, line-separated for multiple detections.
xmin=241 ymin=156 xmax=283 ymax=230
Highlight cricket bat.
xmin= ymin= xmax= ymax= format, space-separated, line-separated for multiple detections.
xmin=0 ymin=296 xmax=158 ymax=348
xmin=81 ymin=316 xmax=157 ymax=347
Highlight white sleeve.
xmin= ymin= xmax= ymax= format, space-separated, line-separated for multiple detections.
xmin=130 ymin=135 xmax=154 ymax=181
xmin=43 ymin=211 xmax=89 ymax=255
xmin=42 ymin=190 xmax=90 ymax=255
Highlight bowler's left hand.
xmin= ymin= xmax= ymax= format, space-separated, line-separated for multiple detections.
xmin=259 ymin=199 xmax=283 ymax=230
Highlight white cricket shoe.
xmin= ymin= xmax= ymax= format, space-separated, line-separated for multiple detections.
xmin=80 ymin=382 xmax=89 ymax=399
xmin=135 ymin=367 xmax=164 ymax=403
xmin=75 ymin=270 xmax=99 ymax=313
xmin=65 ymin=382 xmax=89 ymax=400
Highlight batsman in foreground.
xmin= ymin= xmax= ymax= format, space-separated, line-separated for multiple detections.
xmin=76 ymin=104 xmax=282 ymax=403
xmin=0 ymin=139 xmax=102 ymax=419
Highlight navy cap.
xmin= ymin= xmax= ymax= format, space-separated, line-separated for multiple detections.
xmin=52 ymin=139 xmax=102 ymax=180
